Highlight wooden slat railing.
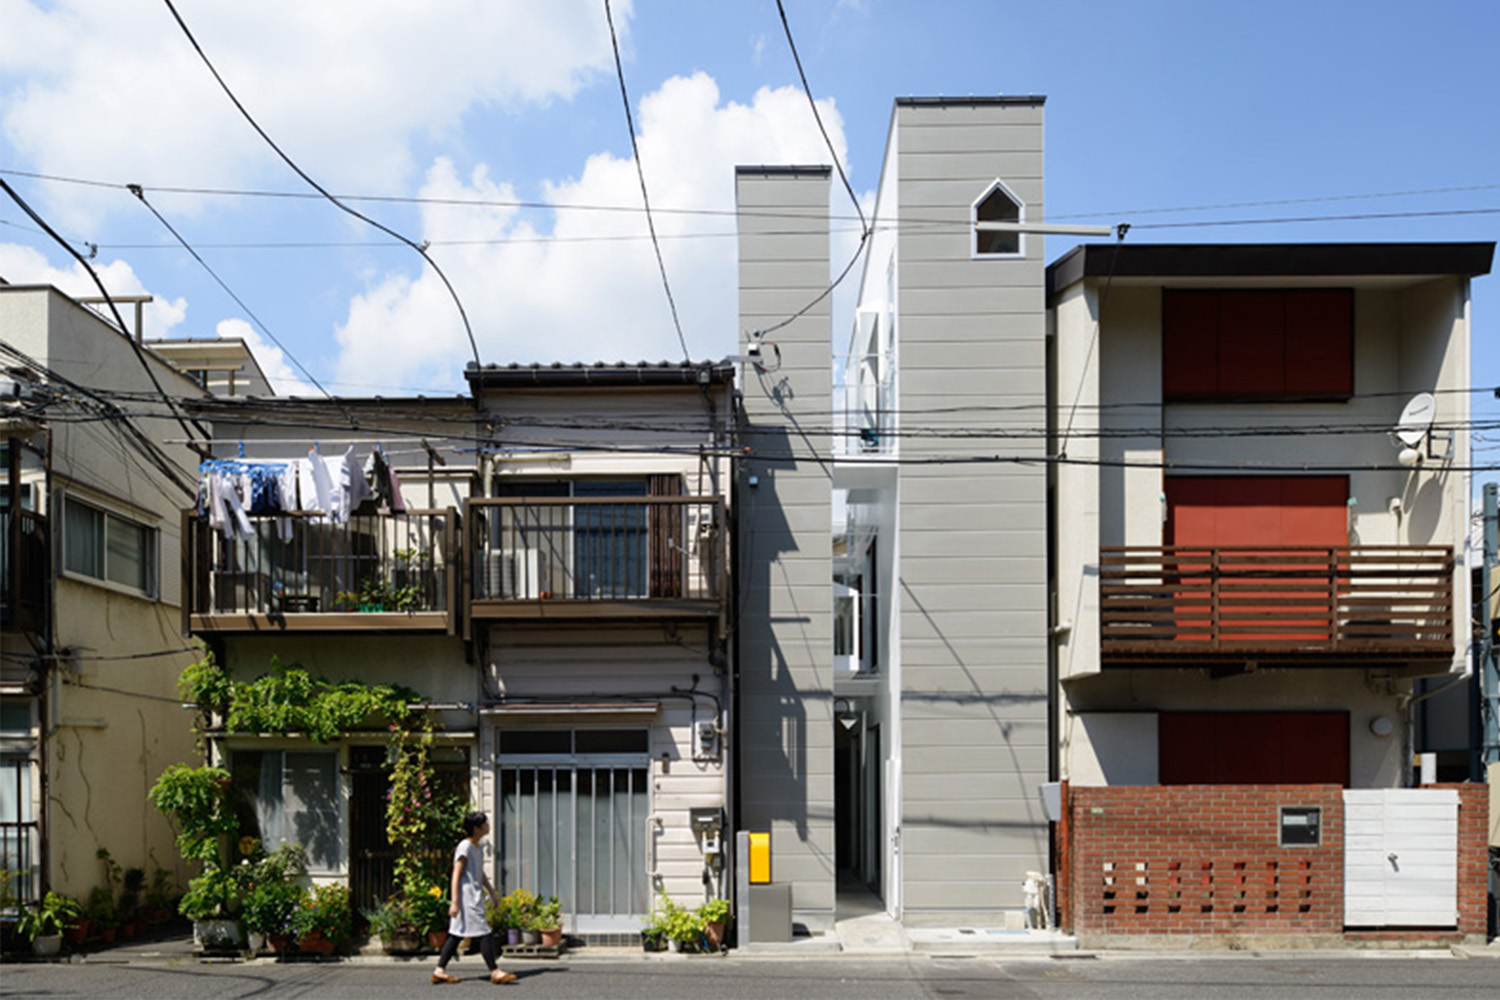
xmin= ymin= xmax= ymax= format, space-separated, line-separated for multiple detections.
xmin=1099 ymin=545 xmax=1453 ymax=659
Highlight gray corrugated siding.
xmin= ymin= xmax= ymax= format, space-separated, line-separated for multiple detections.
xmin=894 ymin=102 xmax=1049 ymax=913
xmin=735 ymin=169 xmax=836 ymax=916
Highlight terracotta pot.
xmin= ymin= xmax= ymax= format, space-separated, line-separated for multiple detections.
xmin=426 ymin=929 xmax=449 ymax=952
xmin=268 ymin=933 xmax=292 ymax=953
xmin=119 ymin=922 xmax=136 ymax=940
xmin=703 ymin=920 xmax=725 ymax=950
xmin=539 ymin=927 xmax=562 ymax=948
xmin=65 ymin=924 xmax=88 ymax=945
xmin=298 ymin=930 xmax=336 ymax=956
xmin=100 ymin=927 xmax=117 ymax=944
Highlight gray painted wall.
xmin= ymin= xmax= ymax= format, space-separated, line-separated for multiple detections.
xmin=735 ymin=167 xmax=836 ymax=921
xmin=892 ymin=101 xmax=1051 ymax=914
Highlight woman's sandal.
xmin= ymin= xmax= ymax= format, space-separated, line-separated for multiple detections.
xmin=431 ymin=971 xmax=462 ymax=984
xmin=490 ymin=971 xmax=518 ymax=985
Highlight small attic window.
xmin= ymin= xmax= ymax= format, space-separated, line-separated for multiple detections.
xmin=973 ymin=180 xmax=1024 ymax=257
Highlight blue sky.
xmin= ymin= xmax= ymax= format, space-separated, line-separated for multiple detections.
xmin=1 ymin=1 xmax=1496 ymax=421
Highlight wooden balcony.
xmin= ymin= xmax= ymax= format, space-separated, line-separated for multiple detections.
xmin=183 ymin=508 xmax=459 ymax=635
xmin=1098 ymin=546 xmax=1454 ymax=665
xmin=466 ymin=495 xmax=726 ymax=625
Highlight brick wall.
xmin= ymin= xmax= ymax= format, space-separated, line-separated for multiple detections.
xmin=1439 ymin=782 xmax=1490 ymax=939
xmin=1067 ymin=785 xmax=1345 ymax=936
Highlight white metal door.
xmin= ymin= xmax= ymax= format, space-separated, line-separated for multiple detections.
xmin=1343 ymin=789 xmax=1458 ymax=927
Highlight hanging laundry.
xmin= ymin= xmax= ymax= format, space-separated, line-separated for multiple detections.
xmin=340 ymin=446 xmax=371 ymax=522
xmin=306 ymin=448 xmax=335 ymax=516
xmin=387 ymin=462 xmax=407 ymax=514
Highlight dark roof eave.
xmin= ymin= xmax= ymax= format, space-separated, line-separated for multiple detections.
xmin=464 ymin=362 xmax=736 ymax=389
xmin=1046 ymin=242 xmax=1496 ymax=301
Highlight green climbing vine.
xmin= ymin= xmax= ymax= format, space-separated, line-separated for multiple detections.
xmin=178 ymin=652 xmax=419 ymax=743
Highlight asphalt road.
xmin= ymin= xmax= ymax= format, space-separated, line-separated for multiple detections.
xmin=2 ymin=954 xmax=1498 ymax=999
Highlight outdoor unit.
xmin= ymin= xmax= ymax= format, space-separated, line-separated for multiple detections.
xmin=484 ymin=549 xmax=538 ymax=599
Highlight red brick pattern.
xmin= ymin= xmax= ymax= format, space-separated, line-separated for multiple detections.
xmin=1429 ymin=782 xmax=1489 ymax=939
xmin=1068 ymin=782 xmax=1492 ymax=941
xmin=1068 ymin=785 xmax=1345 ymax=935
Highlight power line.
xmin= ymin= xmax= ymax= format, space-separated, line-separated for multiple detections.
xmin=125 ymin=185 xmax=339 ymax=403
xmin=1133 ymin=207 xmax=1500 ymax=230
xmin=158 ymin=0 xmax=482 ymax=372
xmin=775 ymin=0 xmax=867 ymax=237
xmin=603 ymin=0 xmax=691 ymax=362
xmin=11 ymin=166 xmax=1496 ymax=231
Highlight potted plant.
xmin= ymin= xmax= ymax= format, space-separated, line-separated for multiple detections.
xmin=367 ymin=895 xmax=422 ymax=954
xmin=409 ymin=884 xmax=450 ymax=951
xmin=147 ymin=764 xmax=241 ymax=950
xmin=84 ymin=886 xmax=117 ymax=944
xmin=242 ymin=880 xmax=304 ymax=955
xmin=119 ymin=867 xmax=146 ymax=937
xmin=484 ymin=894 xmax=511 ymax=945
xmin=500 ymin=888 xmax=535 ymax=947
xmin=292 ymin=883 xmax=351 ymax=956
xmin=18 ymin=892 xmax=81 ymax=957
xmin=697 ymin=897 xmax=730 ymax=951
xmin=332 ymin=590 xmax=359 ymax=612
xmin=144 ymin=858 xmax=177 ymax=925
xmin=533 ymin=895 xmax=563 ymax=949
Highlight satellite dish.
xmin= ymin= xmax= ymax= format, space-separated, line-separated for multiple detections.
xmin=1394 ymin=393 xmax=1435 ymax=448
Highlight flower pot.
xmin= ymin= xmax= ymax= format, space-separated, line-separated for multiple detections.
xmin=246 ymin=930 xmax=267 ymax=954
xmin=385 ymin=928 xmax=423 ymax=954
xmin=703 ymin=920 xmax=726 ymax=950
xmin=298 ymin=930 xmax=336 ymax=956
xmin=641 ymin=931 xmax=664 ymax=952
xmin=268 ymin=933 xmax=292 ymax=953
xmin=505 ymin=927 xmax=521 ymax=946
xmin=521 ymin=928 xmax=540 ymax=945
xmin=539 ymin=927 xmax=562 ymax=948
xmin=119 ymin=922 xmax=136 ymax=940
xmin=99 ymin=927 xmax=117 ymax=944
xmin=31 ymin=933 xmax=63 ymax=957
xmin=64 ymin=924 xmax=88 ymax=945
xmin=193 ymin=918 xmax=243 ymax=951
xmin=426 ymin=929 xmax=449 ymax=951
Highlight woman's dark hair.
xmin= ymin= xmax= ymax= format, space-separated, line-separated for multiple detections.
xmin=462 ymin=811 xmax=488 ymax=837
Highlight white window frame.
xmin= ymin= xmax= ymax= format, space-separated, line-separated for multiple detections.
xmin=60 ymin=493 xmax=159 ymax=598
xmin=971 ymin=178 xmax=1026 ymax=260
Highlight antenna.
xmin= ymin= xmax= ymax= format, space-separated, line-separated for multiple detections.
xmin=1391 ymin=392 xmax=1436 ymax=467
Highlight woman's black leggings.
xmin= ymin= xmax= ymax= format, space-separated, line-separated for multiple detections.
xmin=436 ymin=932 xmax=497 ymax=972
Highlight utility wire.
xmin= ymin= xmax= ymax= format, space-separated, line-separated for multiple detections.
xmin=1133 ymin=207 xmax=1500 ymax=229
xmin=11 ymin=166 xmax=1496 ymax=231
xmin=603 ymin=0 xmax=692 ymax=362
xmin=0 ymin=178 xmax=209 ymax=485
xmin=775 ymin=0 xmax=867 ymax=237
xmin=158 ymin=0 xmax=482 ymax=371
xmin=126 ymin=184 xmax=344 ymax=411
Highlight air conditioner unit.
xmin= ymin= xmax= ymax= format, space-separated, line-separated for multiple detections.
xmin=485 ymin=549 xmax=538 ymax=599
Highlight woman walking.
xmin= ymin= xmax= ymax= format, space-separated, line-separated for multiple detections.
xmin=431 ymin=811 xmax=516 ymax=985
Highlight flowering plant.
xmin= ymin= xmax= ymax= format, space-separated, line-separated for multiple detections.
xmin=291 ymin=883 xmax=352 ymax=941
xmin=408 ymin=884 xmax=450 ymax=934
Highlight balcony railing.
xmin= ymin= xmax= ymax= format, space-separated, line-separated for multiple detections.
xmin=1099 ymin=545 xmax=1454 ymax=663
xmin=2 ymin=509 xmax=47 ymax=634
xmin=467 ymin=496 xmax=726 ymax=621
xmin=183 ymin=508 xmax=458 ymax=634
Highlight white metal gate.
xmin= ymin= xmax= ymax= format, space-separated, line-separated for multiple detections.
xmin=1343 ymin=788 xmax=1458 ymax=927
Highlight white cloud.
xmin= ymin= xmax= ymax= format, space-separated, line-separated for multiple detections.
xmin=1 ymin=0 xmax=630 ymax=227
xmin=0 ymin=241 xmax=189 ymax=338
xmin=214 ymin=318 xmax=319 ymax=398
xmin=332 ymin=73 xmax=853 ymax=391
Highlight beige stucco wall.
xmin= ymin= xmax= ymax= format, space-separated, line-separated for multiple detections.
xmin=0 ymin=286 xmax=204 ymax=899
